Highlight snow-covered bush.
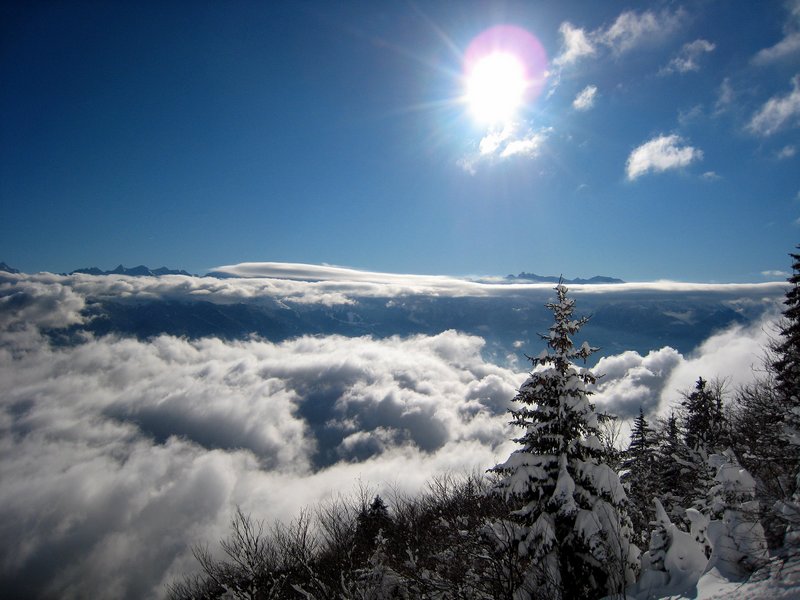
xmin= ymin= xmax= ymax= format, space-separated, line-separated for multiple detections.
xmin=705 ymin=449 xmax=769 ymax=577
xmin=630 ymin=498 xmax=708 ymax=599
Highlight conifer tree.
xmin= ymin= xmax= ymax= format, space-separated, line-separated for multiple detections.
xmin=490 ymin=282 xmax=639 ymax=600
xmin=621 ymin=408 xmax=659 ymax=545
xmin=654 ymin=413 xmax=693 ymax=524
xmin=677 ymin=378 xmax=725 ymax=515
xmin=773 ymin=246 xmax=800 ymax=549
xmin=681 ymin=377 xmax=726 ymax=453
xmin=354 ymin=495 xmax=393 ymax=560
xmin=773 ymin=246 xmax=800 ymax=408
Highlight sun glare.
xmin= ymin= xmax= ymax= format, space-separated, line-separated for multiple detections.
xmin=466 ymin=52 xmax=527 ymax=125
xmin=462 ymin=25 xmax=548 ymax=127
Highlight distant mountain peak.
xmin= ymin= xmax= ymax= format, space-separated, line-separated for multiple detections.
xmin=71 ymin=265 xmax=192 ymax=277
xmin=0 ymin=261 xmax=21 ymax=274
xmin=506 ymin=272 xmax=625 ymax=285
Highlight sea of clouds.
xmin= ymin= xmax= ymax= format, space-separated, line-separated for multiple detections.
xmin=0 ymin=267 xmax=784 ymax=598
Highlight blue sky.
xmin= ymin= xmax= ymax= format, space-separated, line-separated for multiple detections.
xmin=1 ymin=0 xmax=799 ymax=281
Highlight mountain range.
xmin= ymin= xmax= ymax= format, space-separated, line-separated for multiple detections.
xmin=505 ymin=272 xmax=625 ymax=284
xmin=71 ymin=264 xmax=193 ymax=277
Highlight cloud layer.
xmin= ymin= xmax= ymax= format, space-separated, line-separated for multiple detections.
xmin=0 ymin=268 xmax=786 ymax=597
xmin=0 ymin=310 xmax=521 ymax=598
xmin=592 ymin=311 xmax=779 ymax=420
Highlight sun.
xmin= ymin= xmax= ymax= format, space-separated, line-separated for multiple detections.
xmin=461 ymin=25 xmax=548 ymax=127
xmin=465 ymin=52 xmax=527 ymax=125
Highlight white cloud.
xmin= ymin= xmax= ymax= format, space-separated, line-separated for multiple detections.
xmin=592 ymin=312 xmax=780 ymax=419
xmin=573 ymin=85 xmax=598 ymax=111
xmin=459 ymin=125 xmax=550 ymax=173
xmin=1 ymin=269 xmax=788 ymax=317
xmin=657 ymin=315 xmax=778 ymax=410
xmin=553 ymin=22 xmax=596 ymax=66
xmin=625 ymin=134 xmax=704 ymax=180
xmin=593 ymin=347 xmax=683 ymax=417
xmin=753 ymin=32 xmax=800 ymax=64
xmin=551 ymin=7 xmax=684 ymax=81
xmin=702 ymin=171 xmax=721 ymax=181
xmin=600 ymin=8 xmax=685 ymax=54
xmin=0 ymin=319 xmax=522 ymax=597
xmin=500 ymin=131 xmax=548 ymax=158
xmin=478 ymin=126 xmax=512 ymax=155
xmin=762 ymin=269 xmax=790 ymax=278
xmin=748 ymin=75 xmax=800 ymax=136
xmin=778 ymin=145 xmax=797 ymax=159
xmin=752 ymin=0 xmax=800 ymax=65
xmin=661 ymin=39 xmax=716 ymax=74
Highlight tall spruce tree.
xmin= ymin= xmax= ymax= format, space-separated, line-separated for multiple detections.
xmin=491 ymin=282 xmax=639 ymax=600
xmin=681 ymin=377 xmax=725 ymax=453
xmin=676 ymin=378 xmax=725 ymax=515
xmin=773 ymin=246 xmax=800 ymax=548
xmin=774 ymin=245 xmax=800 ymax=408
xmin=621 ymin=408 xmax=659 ymax=546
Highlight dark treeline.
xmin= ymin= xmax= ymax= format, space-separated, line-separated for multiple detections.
xmin=168 ymin=247 xmax=800 ymax=600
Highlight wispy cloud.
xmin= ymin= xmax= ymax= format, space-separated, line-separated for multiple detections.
xmin=752 ymin=0 xmax=800 ymax=64
xmin=777 ymin=144 xmax=797 ymax=159
xmin=714 ymin=77 xmax=735 ymax=115
xmin=625 ymin=134 xmax=704 ymax=180
xmin=747 ymin=75 xmax=800 ymax=136
xmin=552 ymin=8 xmax=685 ymax=72
xmin=753 ymin=32 xmax=800 ymax=64
xmin=702 ymin=171 xmax=721 ymax=181
xmin=660 ymin=39 xmax=716 ymax=74
xmin=762 ymin=269 xmax=790 ymax=278
xmin=459 ymin=124 xmax=550 ymax=173
xmin=573 ymin=85 xmax=598 ymax=111
xmin=599 ymin=8 xmax=685 ymax=54
xmin=553 ymin=22 xmax=596 ymax=66
xmin=500 ymin=131 xmax=548 ymax=157
xmin=678 ymin=104 xmax=704 ymax=126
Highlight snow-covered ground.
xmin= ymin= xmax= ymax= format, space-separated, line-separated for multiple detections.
xmin=634 ymin=553 xmax=800 ymax=600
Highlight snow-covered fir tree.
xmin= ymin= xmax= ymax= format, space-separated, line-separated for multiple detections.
xmin=681 ymin=377 xmax=726 ymax=453
xmin=490 ymin=282 xmax=639 ymax=600
xmin=621 ymin=408 xmax=660 ymax=546
xmin=673 ymin=378 xmax=724 ymax=516
xmin=654 ymin=412 xmax=692 ymax=524
xmin=773 ymin=246 xmax=800 ymax=410
xmin=770 ymin=247 xmax=800 ymax=550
